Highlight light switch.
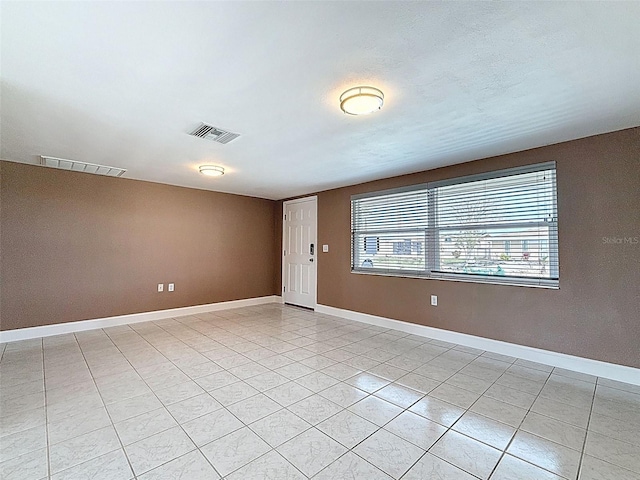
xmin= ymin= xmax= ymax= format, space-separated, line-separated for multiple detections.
xmin=157 ymin=283 xmax=164 ymax=292
xmin=430 ymin=295 xmax=438 ymax=306
xmin=168 ymin=283 xmax=175 ymax=292
xmin=322 ymin=245 xmax=329 ymax=252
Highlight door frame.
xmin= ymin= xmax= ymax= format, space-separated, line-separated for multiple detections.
xmin=281 ymin=195 xmax=318 ymax=309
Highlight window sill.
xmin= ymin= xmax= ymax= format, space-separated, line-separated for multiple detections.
xmin=351 ymin=269 xmax=559 ymax=289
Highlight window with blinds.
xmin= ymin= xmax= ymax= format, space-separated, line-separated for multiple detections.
xmin=351 ymin=162 xmax=559 ymax=287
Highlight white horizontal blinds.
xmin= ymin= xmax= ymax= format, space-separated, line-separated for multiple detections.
xmin=351 ymin=162 xmax=559 ymax=287
xmin=432 ymin=165 xmax=558 ymax=284
xmin=352 ymin=187 xmax=429 ymax=274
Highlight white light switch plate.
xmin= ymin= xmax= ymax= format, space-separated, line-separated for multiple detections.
xmin=168 ymin=283 xmax=174 ymax=292
xmin=430 ymin=295 xmax=438 ymax=306
xmin=322 ymin=245 xmax=329 ymax=252
xmin=158 ymin=283 xmax=164 ymax=292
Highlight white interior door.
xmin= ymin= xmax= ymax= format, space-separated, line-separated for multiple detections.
xmin=282 ymin=197 xmax=317 ymax=309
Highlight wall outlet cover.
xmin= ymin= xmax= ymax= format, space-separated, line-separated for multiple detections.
xmin=430 ymin=295 xmax=438 ymax=306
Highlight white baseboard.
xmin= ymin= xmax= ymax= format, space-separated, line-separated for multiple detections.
xmin=0 ymin=296 xmax=281 ymax=343
xmin=316 ymin=304 xmax=640 ymax=386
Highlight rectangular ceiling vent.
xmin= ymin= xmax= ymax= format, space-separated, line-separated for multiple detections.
xmin=189 ymin=123 xmax=240 ymax=144
xmin=39 ymin=156 xmax=127 ymax=177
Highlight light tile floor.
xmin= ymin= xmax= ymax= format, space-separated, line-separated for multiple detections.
xmin=1 ymin=304 xmax=639 ymax=479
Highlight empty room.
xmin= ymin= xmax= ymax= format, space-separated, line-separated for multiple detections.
xmin=1 ymin=2 xmax=639 ymax=480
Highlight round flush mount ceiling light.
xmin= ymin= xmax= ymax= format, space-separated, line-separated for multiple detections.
xmin=199 ymin=165 xmax=225 ymax=177
xmin=339 ymin=86 xmax=384 ymax=115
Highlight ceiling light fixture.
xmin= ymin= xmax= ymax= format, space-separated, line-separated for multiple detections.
xmin=339 ymin=86 xmax=384 ymax=115
xmin=199 ymin=165 xmax=225 ymax=177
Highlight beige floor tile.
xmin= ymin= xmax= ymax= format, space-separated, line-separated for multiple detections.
xmin=373 ymin=382 xmax=424 ymax=408
xmin=314 ymin=451 xmax=392 ymax=479
xmin=263 ymin=381 xmax=314 ymax=406
xmin=49 ymin=425 xmax=121 ymax=474
xmin=201 ymin=427 xmax=270 ymax=477
xmin=484 ymin=384 xmax=537 ymax=409
xmin=354 ymin=428 xmax=424 ymax=478
xmin=319 ymin=382 xmax=368 ymax=408
xmin=114 ymin=407 xmax=177 ymax=445
xmin=317 ymin=410 xmax=378 ymax=448
xmin=348 ymin=395 xmax=402 ymax=427
xmin=209 ymin=381 xmax=260 ymax=406
xmin=249 ymin=409 xmax=311 ymax=447
xmin=0 ymin=447 xmax=48 ymax=480
xmin=453 ymin=411 xmax=516 ymax=450
xmin=530 ymin=395 xmax=591 ymax=429
xmin=181 ymin=409 xmax=243 ymax=447
xmin=431 ymin=429 xmax=501 ymax=479
xmin=0 ymin=425 xmax=46 ymax=462
xmin=384 ymin=410 xmax=446 ymax=449
xmin=287 ymin=394 xmax=343 ymax=426
xmin=226 ymin=451 xmax=303 ymax=480
xmin=579 ymin=454 xmax=640 ymax=480
xmin=345 ymin=372 xmax=390 ymax=393
xmin=125 ymin=426 xmax=196 ymax=476
xmin=584 ymin=431 xmax=640 ymax=474
xmin=588 ymin=411 xmax=640 ymax=447
xmin=491 ymin=454 xmax=564 ymax=480
xmin=0 ymin=406 xmax=46 ymax=439
xmin=429 ymin=383 xmax=481 ymax=409
xmin=469 ymin=396 xmax=527 ymax=428
xmin=2 ymin=304 xmax=639 ymax=480
xmin=403 ymin=452 xmax=476 ymax=480
xmin=409 ymin=395 xmax=465 ymax=427
xmin=507 ymin=430 xmax=581 ymax=479
xmin=521 ymin=411 xmax=587 ymax=451
xmin=51 ymin=449 xmax=133 ymax=480
xmin=166 ymin=393 xmax=223 ymax=423
xmin=278 ymin=428 xmax=347 ymax=477
xmin=106 ymin=392 xmax=163 ymax=423
xmin=446 ymin=372 xmax=493 ymax=394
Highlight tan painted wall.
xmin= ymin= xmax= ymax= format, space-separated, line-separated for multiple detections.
xmin=314 ymin=128 xmax=640 ymax=368
xmin=2 ymin=128 xmax=638 ymax=369
xmin=0 ymin=161 xmax=278 ymax=331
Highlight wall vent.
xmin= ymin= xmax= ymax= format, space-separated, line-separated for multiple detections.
xmin=188 ymin=123 xmax=240 ymax=144
xmin=39 ymin=156 xmax=127 ymax=177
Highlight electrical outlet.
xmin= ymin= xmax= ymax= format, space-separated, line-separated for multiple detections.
xmin=158 ymin=283 xmax=164 ymax=292
xmin=322 ymin=244 xmax=329 ymax=252
xmin=430 ymin=295 xmax=438 ymax=306
xmin=168 ymin=283 xmax=175 ymax=292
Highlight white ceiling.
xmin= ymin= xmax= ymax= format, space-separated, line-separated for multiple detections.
xmin=1 ymin=2 xmax=639 ymax=200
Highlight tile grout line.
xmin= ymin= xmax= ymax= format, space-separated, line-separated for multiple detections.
xmin=138 ymin=308 xmax=425 ymax=478
xmin=576 ymin=376 xmax=598 ymax=480
xmin=481 ymin=365 xmax=554 ymax=480
xmin=6 ymin=305 xmax=637 ymax=480
xmin=0 ymin=315 xmax=525 ymax=478
xmin=95 ymin=323 xmax=227 ymax=478
xmin=135 ymin=310 xmax=312 ymax=478
xmin=160 ymin=307 xmax=352 ymax=479
xmin=404 ymin=349 xmax=527 ymax=479
xmin=73 ymin=330 xmax=138 ymax=479
xmin=7 ymin=308 xmax=493 ymax=479
xmin=104 ymin=306 xmax=341 ymax=477
xmin=41 ymin=337 xmax=52 ymax=480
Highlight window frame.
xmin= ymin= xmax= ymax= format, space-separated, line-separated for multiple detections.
xmin=351 ymin=162 xmax=559 ymax=288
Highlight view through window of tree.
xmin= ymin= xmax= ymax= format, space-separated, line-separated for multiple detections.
xmin=351 ymin=162 xmax=559 ymax=287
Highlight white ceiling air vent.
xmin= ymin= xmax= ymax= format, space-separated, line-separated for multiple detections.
xmin=40 ymin=156 xmax=127 ymax=177
xmin=189 ymin=123 xmax=240 ymax=144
